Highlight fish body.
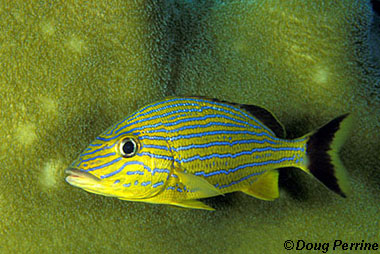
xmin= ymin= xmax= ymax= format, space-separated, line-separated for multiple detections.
xmin=66 ymin=97 xmax=351 ymax=210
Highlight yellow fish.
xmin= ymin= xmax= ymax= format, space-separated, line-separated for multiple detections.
xmin=65 ymin=97 xmax=351 ymax=210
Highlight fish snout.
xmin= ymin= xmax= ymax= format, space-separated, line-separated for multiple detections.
xmin=65 ymin=168 xmax=101 ymax=187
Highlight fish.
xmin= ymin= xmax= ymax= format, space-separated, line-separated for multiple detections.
xmin=65 ymin=97 xmax=352 ymax=210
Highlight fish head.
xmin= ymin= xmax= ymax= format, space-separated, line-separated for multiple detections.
xmin=65 ymin=130 xmax=173 ymax=200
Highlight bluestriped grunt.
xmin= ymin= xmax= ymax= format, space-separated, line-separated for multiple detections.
xmin=65 ymin=97 xmax=351 ymax=210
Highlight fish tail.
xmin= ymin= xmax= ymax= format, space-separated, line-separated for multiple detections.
xmin=301 ymin=114 xmax=352 ymax=197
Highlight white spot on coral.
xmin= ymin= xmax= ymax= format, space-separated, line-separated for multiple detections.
xmin=39 ymin=96 xmax=58 ymax=116
xmin=233 ymin=38 xmax=249 ymax=54
xmin=66 ymin=36 xmax=87 ymax=54
xmin=313 ymin=65 xmax=329 ymax=84
xmin=14 ymin=122 xmax=37 ymax=146
xmin=40 ymin=21 xmax=55 ymax=36
xmin=40 ymin=159 xmax=64 ymax=190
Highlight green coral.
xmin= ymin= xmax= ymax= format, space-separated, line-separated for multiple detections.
xmin=1 ymin=0 xmax=379 ymax=253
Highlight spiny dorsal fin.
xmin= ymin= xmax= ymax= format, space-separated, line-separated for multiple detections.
xmin=187 ymin=96 xmax=286 ymax=138
xmin=240 ymin=104 xmax=286 ymax=138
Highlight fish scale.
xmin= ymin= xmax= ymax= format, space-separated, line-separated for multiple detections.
xmin=65 ymin=97 xmax=351 ymax=210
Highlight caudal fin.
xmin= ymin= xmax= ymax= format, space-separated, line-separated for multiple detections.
xmin=304 ymin=114 xmax=352 ymax=197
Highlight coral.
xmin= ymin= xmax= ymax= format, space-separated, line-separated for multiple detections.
xmin=0 ymin=0 xmax=379 ymax=253
xmin=176 ymin=1 xmax=378 ymax=116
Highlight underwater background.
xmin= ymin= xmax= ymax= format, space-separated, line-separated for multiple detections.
xmin=0 ymin=0 xmax=379 ymax=253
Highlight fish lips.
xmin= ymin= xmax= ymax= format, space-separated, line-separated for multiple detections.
xmin=65 ymin=168 xmax=101 ymax=188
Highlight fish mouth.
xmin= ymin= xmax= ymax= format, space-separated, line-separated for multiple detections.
xmin=65 ymin=168 xmax=101 ymax=188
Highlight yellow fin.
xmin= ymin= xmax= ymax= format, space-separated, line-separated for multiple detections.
xmin=175 ymin=170 xmax=222 ymax=199
xmin=242 ymin=170 xmax=279 ymax=201
xmin=171 ymin=199 xmax=215 ymax=211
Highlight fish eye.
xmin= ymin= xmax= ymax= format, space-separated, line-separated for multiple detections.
xmin=118 ymin=137 xmax=139 ymax=158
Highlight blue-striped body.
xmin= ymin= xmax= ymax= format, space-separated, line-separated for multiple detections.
xmin=66 ymin=97 xmax=309 ymax=209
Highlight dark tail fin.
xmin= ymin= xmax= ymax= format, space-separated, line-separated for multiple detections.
xmin=304 ymin=114 xmax=352 ymax=197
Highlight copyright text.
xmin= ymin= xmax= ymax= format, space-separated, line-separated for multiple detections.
xmin=284 ymin=240 xmax=378 ymax=253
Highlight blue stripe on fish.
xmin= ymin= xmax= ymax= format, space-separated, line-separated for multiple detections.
xmin=105 ymin=97 xmax=271 ymax=136
xmin=160 ymin=113 xmax=259 ymax=128
xmin=219 ymin=172 xmax=263 ymax=189
xmin=108 ymin=97 xmax=252 ymax=135
xmin=88 ymin=143 xmax=104 ymax=147
xmin=139 ymin=130 xmax=276 ymax=142
xmin=78 ymin=152 xmax=116 ymax=165
xmin=111 ymin=110 xmax=255 ymax=137
xmin=109 ymin=99 xmax=255 ymax=135
xmin=126 ymin=171 xmax=144 ymax=175
xmin=113 ymin=108 xmax=204 ymax=135
xmin=143 ymin=144 xmax=169 ymax=151
xmin=168 ymin=113 xmax=191 ymax=120
xmin=145 ymin=122 xmax=248 ymax=134
xmin=172 ymin=139 xmax=279 ymax=151
xmin=136 ymin=152 xmax=173 ymax=161
xmin=100 ymin=161 xmax=131 ymax=179
xmin=177 ymin=147 xmax=303 ymax=163
xmin=85 ymin=157 xmax=122 ymax=172
xmin=141 ymin=181 xmax=151 ymax=186
xmin=152 ymin=168 xmax=171 ymax=175
xmin=166 ymin=97 xmax=273 ymax=132
xmin=152 ymin=181 xmax=164 ymax=188
xmin=108 ymin=101 xmax=202 ymax=135
xmin=106 ymin=161 xmax=171 ymax=176
xmin=194 ymin=156 xmax=295 ymax=178
xmin=139 ymin=131 xmax=307 ymax=143
xmin=122 ymin=161 xmax=152 ymax=172
xmin=142 ymin=139 xmax=285 ymax=152
xmin=81 ymin=143 xmax=117 ymax=156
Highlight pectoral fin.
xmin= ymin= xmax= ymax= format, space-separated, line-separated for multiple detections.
xmin=171 ymin=199 xmax=215 ymax=211
xmin=242 ymin=170 xmax=279 ymax=200
xmin=175 ymin=170 xmax=222 ymax=199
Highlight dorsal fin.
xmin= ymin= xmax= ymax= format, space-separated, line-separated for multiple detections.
xmin=187 ymin=96 xmax=286 ymax=138
xmin=240 ymin=104 xmax=286 ymax=138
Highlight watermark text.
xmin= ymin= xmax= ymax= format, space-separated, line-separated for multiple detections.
xmin=284 ymin=239 xmax=378 ymax=253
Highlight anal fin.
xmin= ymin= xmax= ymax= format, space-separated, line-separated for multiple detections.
xmin=242 ymin=170 xmax=279 ymax=201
